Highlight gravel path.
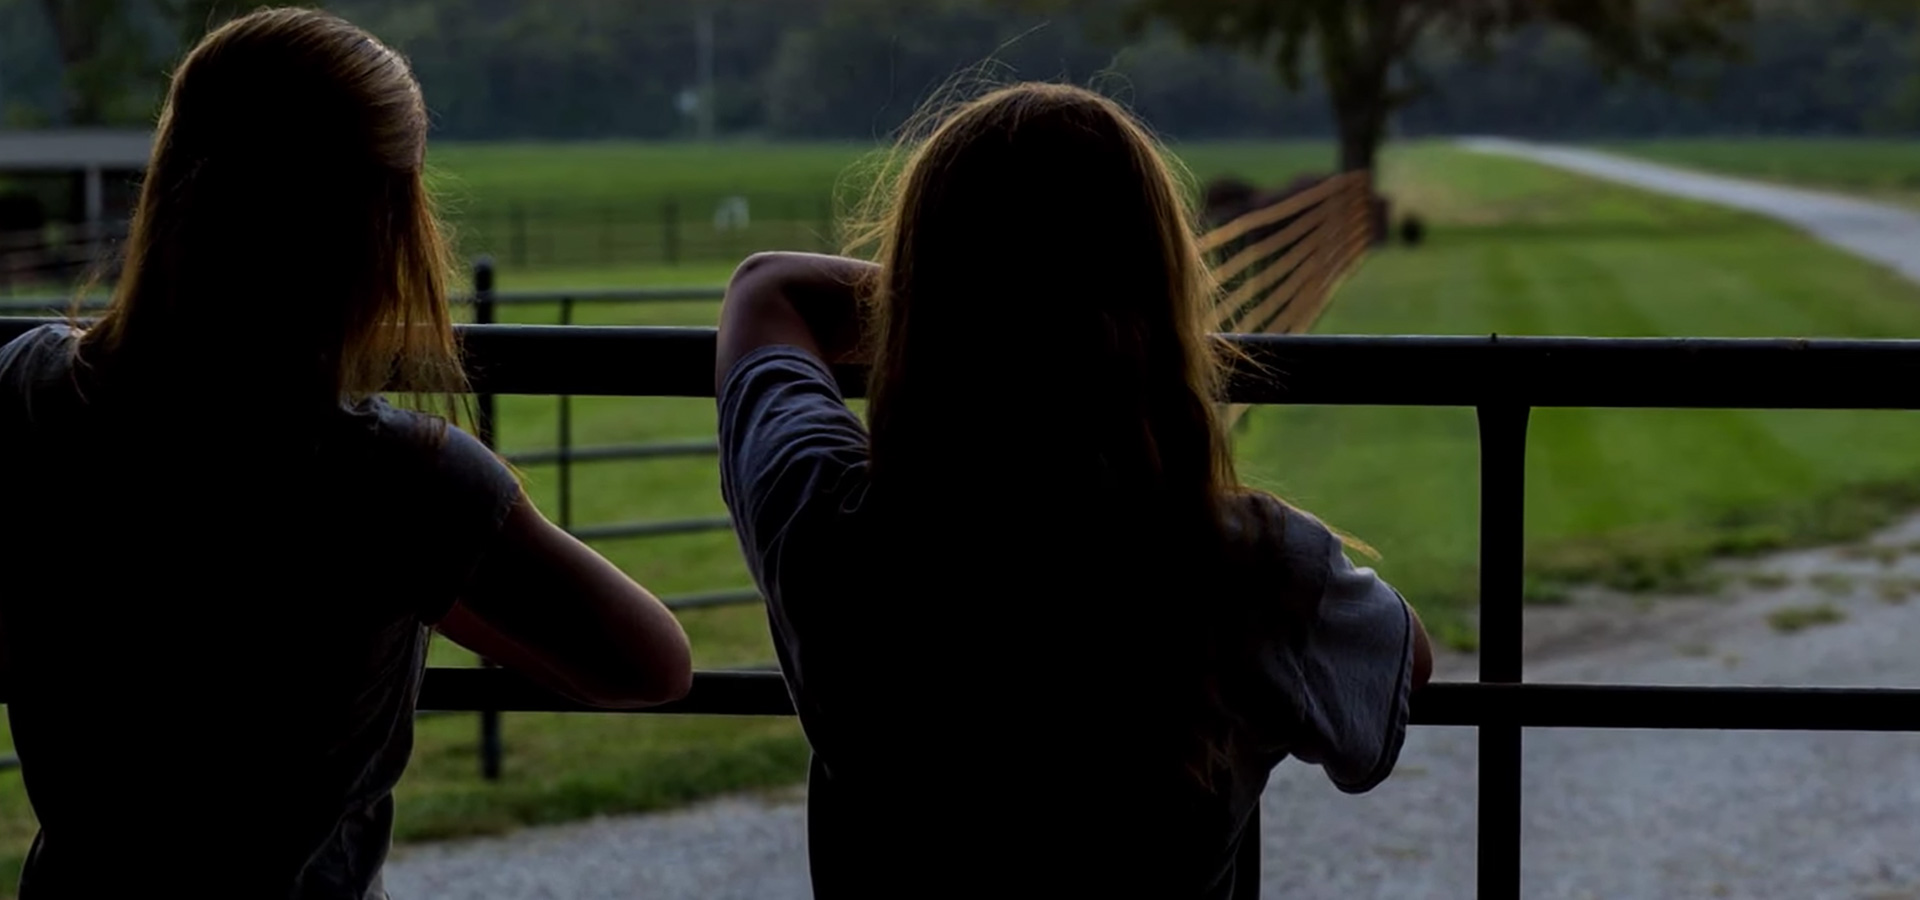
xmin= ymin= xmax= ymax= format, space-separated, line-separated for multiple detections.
xmin=387 ymin=144 xmax=1920 ymax=899
xmin=387 ymin=514 xmax=1920 ymax=900
xmin=1456 ymin=137 xmax=1920 ymax=284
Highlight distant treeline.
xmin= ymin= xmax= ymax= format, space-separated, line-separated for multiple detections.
xmin=1 ymin=0 xmax=1915 ymax=141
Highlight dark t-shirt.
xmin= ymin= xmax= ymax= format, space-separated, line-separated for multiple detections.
xmin=717 ymin=346 xmax=1414 ymax=898
xmin=0 ymin=324 xmax=521 ymax=899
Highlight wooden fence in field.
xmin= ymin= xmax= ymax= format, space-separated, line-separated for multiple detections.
xmin=1200 ymin=171 xmax=1378 ymax=429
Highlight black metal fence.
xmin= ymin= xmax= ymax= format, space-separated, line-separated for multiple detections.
xmin=388 ymin=326 xmax=1920 ymax=900
xmin=0 ymin=193 xmax=837 ymax=290
xmin=452 ymin=195 xmax=837 ymax=270
xmin=0 ymin=265 xmax=757 ymax=782
xmin=4 ymin=317 xmax=1920 ymax=897
xmin=0 ymin=221 xmax=127 ymax=293
xmin=461 ymin=259 xmax=758 ymax=779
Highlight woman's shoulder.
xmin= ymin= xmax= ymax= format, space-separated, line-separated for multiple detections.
xmin=352 ymin=400 xmax=498 ymax=464
xmin=340 ymin=399 xmax=522 ymax=514
xmin=0 ymin=323 xmax=80 ymax=381
xmin=0 ymin=324 xmax=87 ymax=422
xmin=1219 ymin=491 xmax=1349 ymax=610
xmin=1223 ymin=492 xmax=1342 ymax=566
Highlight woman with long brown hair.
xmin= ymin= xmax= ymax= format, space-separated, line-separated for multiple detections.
xmin=716 ymin=82 xmax=1432 ymax=896
xmin=0 ymin=8 xmax=691 ymax=897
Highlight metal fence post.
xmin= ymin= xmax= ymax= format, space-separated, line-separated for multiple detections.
xmin=1476 ymin=404 xmax=1530 ymax=900
xmin=509 ymin=204 xmax=527 ymax=271
xmin=558 ymin=296 xmax=574 ymax=530
xmin=663 ymin=198 xmax=680 ymax=265
xmin=472 ymin=255 xmax=504 ymax=782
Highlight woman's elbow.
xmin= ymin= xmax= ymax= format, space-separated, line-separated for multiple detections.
xmin=645 ymin=647 xmax=696 ymax=704
xmin=726 ymin=252 xmax=787 ymax=300
xmin=579 ymin=643 xmax=694 ymax=709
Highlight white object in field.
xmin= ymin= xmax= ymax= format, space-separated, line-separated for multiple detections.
xmin=714 ymin=196 xmax=750 ymax=231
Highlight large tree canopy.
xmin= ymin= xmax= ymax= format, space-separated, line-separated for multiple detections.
xmin=3 ymin=0 xmax=1915 ymax=140
xmin=1094 ymin=0 xmax=1753 ymax=172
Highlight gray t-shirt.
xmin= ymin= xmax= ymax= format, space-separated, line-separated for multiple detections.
xmin=717 ymin=345 xmax=1414 ymax=898
xmin=0 ymin=323 xmax=521 ymax=899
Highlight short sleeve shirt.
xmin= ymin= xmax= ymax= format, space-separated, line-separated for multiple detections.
xmin=0 ymin=324 xmax=522 ymax=899
xmin=717 ymin=345 xmax=1414 ymax=898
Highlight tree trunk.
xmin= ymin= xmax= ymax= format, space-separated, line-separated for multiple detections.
xmin=1316 ymin=0 xmax=1395 ymax=242
xmin=1332 ymin=86 xmax=1390 ymax=244
xmin=1335 ymin=99 xmax=1383 ymax=173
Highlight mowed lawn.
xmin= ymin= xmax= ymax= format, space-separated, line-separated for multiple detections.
xmin=427 ymin=138 xmax=1335 ymax=205
xmin=3 ymin=139 xmax=1920 ymax=887
xmin=1242 ymin=144 xmax=1920 ymax=648
xmin=1597 ymin=138 xmax=1920 ymax=207
xmin=422 ymin=139 xmax=1337 ymax=275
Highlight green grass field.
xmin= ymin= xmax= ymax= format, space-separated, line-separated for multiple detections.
xmin=427 ymin=138 xmax=1336 ymax=207
xmin=424 ymin=139 xmax=1339 ymax=273
xmin=1244 ymin=145 xmax=1920 ymax=644
xmin=5 ymin=138 xmax=1920 ymax=889
xmin=1599 ymin=138 xmax=1920 ymax=206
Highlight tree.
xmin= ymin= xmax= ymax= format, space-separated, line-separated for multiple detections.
xmin=1074 ymin=0 xmax=1755 ymax=173
xmin=36 ymin=0 xmax=285 ymax=125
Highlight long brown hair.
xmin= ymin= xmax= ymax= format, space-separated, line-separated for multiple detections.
xmin=852 ymin=82 xmax=1236 ymax=509
xmin=845 ymin=82 xmax=1258 ymax=786
xmin=75 ymin=7 xmax=466 ymax=423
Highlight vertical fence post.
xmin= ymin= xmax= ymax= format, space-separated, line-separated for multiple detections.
xmin=472 ymin=256 xmax=504 ymax=783
xmin=663 ymin=198 xmax=680 ymax=265
xmin=1476 ymin=404 xmax=1530 ymax=900
xmin=540 ymin=204 xmax=554 ymax=269
xmin=509 ymin=203 xmax=527 ymax=271
xmin=601 ymin=206 xmax=616 ymax=268
xmin=558 ymin=296 xmax=574 ymax=530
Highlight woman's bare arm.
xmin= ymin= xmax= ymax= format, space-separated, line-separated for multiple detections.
xmin=715 ymin=251 xmax=879 ymax=390
xmin=437 ymin=491 xmax=693 ymax=709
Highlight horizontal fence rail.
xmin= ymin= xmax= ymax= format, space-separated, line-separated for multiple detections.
xmin=660 ymin=588 xmax=763 ymax=612
xmin=504 ymin=439 xmax=717 ymax=466
xmin=161 ymin=323 xmax=1920 ymax=408
xmin=13 ymin=319 xmax=1920 ymax=409
xmin=468 ymin=287 xmax=725 ymax=305
xmin=409 ymin=668 xmax=1920 ymax=730
xmin=0 ymin=286 xmax=724 ymax=315
xmin=451 ymin=329 xmax=1920 ymax=407
xmin=567 ymin=516 xmax=736 ymax=542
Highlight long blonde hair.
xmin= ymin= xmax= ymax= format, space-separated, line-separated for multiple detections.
xmin=75 ymin=7 xmax=466 ymax=424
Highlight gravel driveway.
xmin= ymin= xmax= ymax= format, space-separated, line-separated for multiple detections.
xmin=1457 ymin=137 xmax=1920 ymax=284
xmin=386 ymin=144 xmax=1920 ymax=899
xmin=387 ymin=515 xmax=1920 ymax=900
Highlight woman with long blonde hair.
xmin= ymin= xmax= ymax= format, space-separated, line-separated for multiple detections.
xmin=717 ymin=82 xmax=1431 ymax=896
xmin=0 ymin=9 xmax=691 ymax=897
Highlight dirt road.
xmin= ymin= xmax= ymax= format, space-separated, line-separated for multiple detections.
xmin=1457 ymin=138 xmax=1920 ymax=285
